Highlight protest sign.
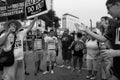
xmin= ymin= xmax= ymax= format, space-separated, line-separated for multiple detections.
xmin=115 ymin=27 xmax=120 ymax=44
xmin=25 ymin=0 xmax=49 ymax=19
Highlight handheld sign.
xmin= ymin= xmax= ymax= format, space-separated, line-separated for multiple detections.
xmin=26 ymin=0 xmax=49 ymax=19
xmin=115 ymin=27 xmax=120 ymax=44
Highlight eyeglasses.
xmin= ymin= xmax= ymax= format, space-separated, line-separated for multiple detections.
xmin=107 ymin=4 xmax=114 ymax=10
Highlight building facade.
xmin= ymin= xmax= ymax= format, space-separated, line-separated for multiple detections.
xmin=62 ymin=13 xmax=80 ymax=32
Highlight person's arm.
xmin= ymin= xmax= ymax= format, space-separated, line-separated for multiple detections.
xmin=75 ymin=23 xmax=107 ymax=42
xmin=101 ymin=49 xmax=120 ymax=58
xmin=55 ymin=37 xmax=59 ymax=51
xmin=0 ymin=29 xmax=11 ymax=46
xmin=114 ymin=50 xmax=120 ymax=57
xmin=44 ymin=37 xmax=48 ymax=55
xmin=85 ymin=29 xmax=107 ymax=42
xmin=21 ymin=17 xmax=38 ymax=39
xmin=42 ymin=36 xmax=44 ymax=50
xmin=26 ymin=17 xmax=38 ymax=33
xmin=68 ymin=41 xmax=74 ymax=50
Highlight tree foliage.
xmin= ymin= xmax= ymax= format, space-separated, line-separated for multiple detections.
xmin=38 ymin=9 xmax=61 ymax=30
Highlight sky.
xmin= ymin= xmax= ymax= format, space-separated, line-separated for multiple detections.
xmin=53 ymin=0 xmax=111 ymax=27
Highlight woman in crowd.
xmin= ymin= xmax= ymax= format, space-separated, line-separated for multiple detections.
xmin=85 ymin=31 xmax=100 ymax=80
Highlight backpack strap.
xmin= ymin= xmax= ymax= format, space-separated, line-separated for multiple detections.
xmin=11 ymin=33 xmax=16 ymax=51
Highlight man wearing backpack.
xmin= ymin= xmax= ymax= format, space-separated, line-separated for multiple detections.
xmin=69 ymin=32 xmax=86 ymax=72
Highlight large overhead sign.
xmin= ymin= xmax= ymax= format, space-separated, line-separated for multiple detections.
xmin=0 ymin=0 xmax=51 ymax=22
xmin=0 ymin=0 xmax=25 ymax=22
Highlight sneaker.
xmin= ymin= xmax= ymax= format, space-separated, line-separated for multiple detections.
xmin=54 ymin=63 xmax=57 ymax=67
xmin=59 ymin=65 xmax=65 ymax=68
xmin=25 ymin=72 xmax=29 ymax=75
xmin=76 ymin=67 xmax=79 ymax=70
xmin=67 ymin=66 xmax=71 ymax=69
xmin=34 ymin=72 xmax=37 ymax=76
xmin=43 ymin=71 xmax=49 ymax=74
xmin=90 ymin=76 xmax=96 ymax=80
xmin=86 ymin=75 xmax=92 ymax=79
xmin=101 ymin=79 xmax=107 ymax=80
xmin=78 ymin=69 xmax=81 ymax=72
xmin=51 ymin=70 xmax=54 ymax=74
xmin=71 ymin=68 xmax=76 ymax=72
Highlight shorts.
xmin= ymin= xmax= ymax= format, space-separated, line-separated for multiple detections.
xmin=62 ymin=50 xmax=72 ymax=60
xmin=34 ymin=50 xmax=43 ymax=61
xmin=86 ymin=59 xmax=98 ymax=71
xmin=46 ymin=50 xmax=56 ymax=61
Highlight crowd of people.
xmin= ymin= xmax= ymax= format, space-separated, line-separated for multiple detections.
xmin=0 ymin=0 xmax=120 ymax=80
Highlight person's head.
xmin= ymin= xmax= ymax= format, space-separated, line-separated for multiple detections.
xmin=101 ymin=16 xmax=109 ymax=21
xmin=4 ymin=20 xmax=22 ymax=32
xmin=36 ymin=29 xmax=42 ymax=35
xmin=43 ymin=31 xmax=48 ymax=37
xmin=63 ymin=29 xmax=69 ymax=35
xmin=49 ymin=30 xmax=54 ymax=37
xmin=106 ymin=0 xmax=120 ymax=18
xmin=100 ymin=16 xmax=110 ymax=31
xmin=27 ymin=30 xmax=32 ymax=35
xmin=100 ymin=16 xmax=118 ymax=34
xmin=76 ymin=32 xmax=82 ymax=39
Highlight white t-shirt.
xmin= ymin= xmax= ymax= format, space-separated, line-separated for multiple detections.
xmin=34 ymin=39 xmax=42 ymax=50
xmin=86 ymin=40 xmax=99 ymax=59
xmin=14 ymin=29 xmax=28 ymax=60
xmin=44 ymin=36 xmax=58 ymax=50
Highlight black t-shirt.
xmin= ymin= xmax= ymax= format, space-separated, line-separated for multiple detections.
xmin=71 ymin=40 xmax=86 ymax=57
xmin=26 ymin=34 xmax=33 ymax=40
xmin=104 ymin=26 xmax=120 ymax=77
xmin=61 ymin=34 xmax=73 ymax=50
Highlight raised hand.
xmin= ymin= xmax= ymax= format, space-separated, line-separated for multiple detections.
xmin=74 ymin=23 xmax=88 ymax=32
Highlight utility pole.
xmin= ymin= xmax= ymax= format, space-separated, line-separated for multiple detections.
xmin=51 ymin=0 xmax=55 ymax=31
xmin=90 ymin=19 xmax=92 ymax=31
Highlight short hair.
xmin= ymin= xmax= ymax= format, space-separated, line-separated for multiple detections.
xmin=64 ymin=29 xmax=69 ymax=32
xmin=76 ymin=32 xmax=82 ymax=38
xmin=106 ymin=0 xmax=120 ymax=5
xmin=49 ymin=29 xmax=54 ymax=32
xmin=107 ymin=18 xmax=119 ymax=30
xmin=44 ymin=31 xmax=48 ymax=34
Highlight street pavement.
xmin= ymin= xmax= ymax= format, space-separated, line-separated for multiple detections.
xmin=25 ymin=47 xmax=88 ymax=80
xmin=0 ymin=41 xmax=103 ymax=80
xmin=0 ymin=42 xmax=88 ymax=80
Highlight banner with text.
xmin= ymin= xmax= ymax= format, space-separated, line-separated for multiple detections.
xmin=26 ymin=0 xmax=48 ymax=19
xmin=0 ymin=0 xmax=25 ymax=22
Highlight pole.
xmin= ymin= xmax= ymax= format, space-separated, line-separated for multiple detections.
xmin=90 ymin=19 xmax=92 ymax=31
